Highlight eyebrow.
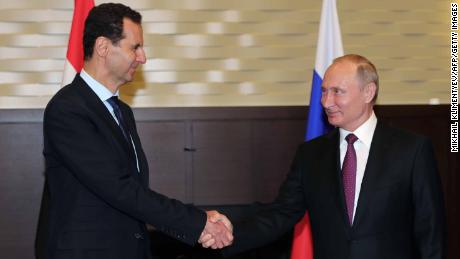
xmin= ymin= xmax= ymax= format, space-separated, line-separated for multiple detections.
xmin=321 ymin=85 xmax=344 ymax=92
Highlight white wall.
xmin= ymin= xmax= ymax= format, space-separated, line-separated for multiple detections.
xmin=0 ymin=0 xmax=451 ymax=108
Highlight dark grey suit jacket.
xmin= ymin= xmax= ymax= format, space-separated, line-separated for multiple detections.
xmin=225 ymin=122 xmax=446 ymax=259
xmin=42 ymin=75 xmax=206 ymax=259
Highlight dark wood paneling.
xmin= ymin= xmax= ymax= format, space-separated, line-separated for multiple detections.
xmin=137 ymin=121 xmax=189 ymax=202
xmin=0 ymin=105 xmax=457 ymax=259
xmin=252 ymin=119 xmax=306 ymax=203
xmin=192 ymin=121 xmax=253 ymax=205
xmin=0 ymin=123 xmax=44 ymax=259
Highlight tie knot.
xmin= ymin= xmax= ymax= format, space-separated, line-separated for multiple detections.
xmin=107 ymin=96 xmax=120 ymax=108
xmin=345 ymin=133 xmax=358 ymax=144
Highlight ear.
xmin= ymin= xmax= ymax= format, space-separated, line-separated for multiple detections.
xmin=94 ymin=36 xmax=110 ymax=58
xmin=363 ymin=82 xmax=376 ymax=103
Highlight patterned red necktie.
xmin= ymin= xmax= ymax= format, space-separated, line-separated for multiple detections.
xmin=342 ymin=133 xmax=358 ymax=225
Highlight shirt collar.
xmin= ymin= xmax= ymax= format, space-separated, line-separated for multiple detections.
xmin=339 ymin=111 xmax=378 ymax=147
xmin=80 ymin=69 xmax=119 ymax=102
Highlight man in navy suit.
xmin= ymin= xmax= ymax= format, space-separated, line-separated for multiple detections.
xmin=207 ymin=54 xmax=446 ymax=259
xmin=42 ymin=3 xmax=232 ymax=259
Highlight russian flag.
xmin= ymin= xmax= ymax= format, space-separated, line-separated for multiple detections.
xmin=291 ymin=0 xmax=343 ymax=259
xmin=61 ymin=0 xmax=95 ymax=86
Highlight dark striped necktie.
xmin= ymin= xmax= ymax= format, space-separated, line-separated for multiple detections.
xmin=107 ymin=96 xmax=130 ymax=141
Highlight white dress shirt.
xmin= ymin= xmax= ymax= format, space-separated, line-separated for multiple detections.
xmin=80 ymin=69 xmax=140 ymax=172
xmin=339 ymin=111 xmax=377 ymax=223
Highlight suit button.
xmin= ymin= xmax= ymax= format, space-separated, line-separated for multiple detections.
xmin=134 ymin=233 xmax=144 ymax=239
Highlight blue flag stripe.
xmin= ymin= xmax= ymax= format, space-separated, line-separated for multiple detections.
xmin=306 ymin=70 xmax=332 ymax=141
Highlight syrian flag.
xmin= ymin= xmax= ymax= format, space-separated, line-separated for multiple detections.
xmin=291 ymin=0 xmax=344 ymax=259
xmin=61 ymin=0 xmax=95 ymax=86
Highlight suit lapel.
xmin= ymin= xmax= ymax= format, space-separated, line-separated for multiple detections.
xmin=352 ymin=122 xmax=390 ymax=228
xmin=74 ymin=76 xmax=138 ymax=163
xmin=118 ymin=103 xmax=149 ymax=181
xmin=115 ymin=103 xmax=139 ymax=167
xmin=323 ymin=130 xmax=354 ymax=233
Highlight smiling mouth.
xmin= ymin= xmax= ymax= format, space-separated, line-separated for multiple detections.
xmin=325 ymin=110 xmax=340 ymax=116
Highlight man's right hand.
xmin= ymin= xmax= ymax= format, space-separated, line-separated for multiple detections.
xmin=198 ymin=210 xmax=233 ymax=249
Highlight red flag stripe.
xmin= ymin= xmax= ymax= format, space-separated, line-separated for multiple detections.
xmin=66 ymin=0 xmax=94 ymax=72
xmin=291 ymin=213 xmax=313 ymax=259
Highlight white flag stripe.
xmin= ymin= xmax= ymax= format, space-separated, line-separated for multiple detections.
xmin=314 ymin=0 xmax=344 ymax=78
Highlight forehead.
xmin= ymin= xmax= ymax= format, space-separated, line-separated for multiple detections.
xmin=122 ymin=18 xmax=143 ymax=40
xmin=322 ymin=61 xmax=358 ymax=87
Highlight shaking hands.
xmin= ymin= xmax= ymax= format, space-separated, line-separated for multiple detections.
xmin=199 ymin=210 xmax=233 ymax=249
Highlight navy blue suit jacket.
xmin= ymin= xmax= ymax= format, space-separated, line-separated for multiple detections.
xmin=225 ymin=122 xmax=446 ymax=259
xmin=43 ymin=75 xmax=206 ymax=259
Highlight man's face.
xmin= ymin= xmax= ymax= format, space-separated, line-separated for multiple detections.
xmin=320 ymin=61 xmax=375 ymax=131
xmin=106 ymin=18 xmax=146 ymax=86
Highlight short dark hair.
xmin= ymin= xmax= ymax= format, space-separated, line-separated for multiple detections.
xmin=83 ymin=3 xmax=142 ymax=60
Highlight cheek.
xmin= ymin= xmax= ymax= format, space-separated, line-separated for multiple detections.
xmin=335 ymin=96 xmax=349 ymax=108
xmin=111 ymin=52 xmax=126 ymax=66
xmin=116 ymin=50 xmax=134 ymax=63
xmin=128 ymin=51 xmax=138 ymax=62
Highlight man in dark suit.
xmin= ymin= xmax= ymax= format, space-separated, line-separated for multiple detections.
xmin=42 ymin=3 xmax=232 ymax=259
xmin=206 ymin=54 xmax=446 ymax=258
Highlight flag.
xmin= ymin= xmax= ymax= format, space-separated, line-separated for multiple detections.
xmin=291 ymin=0 xmax=343 ymax=258
xmin=61 ymin=0 xmax=95 ymax=86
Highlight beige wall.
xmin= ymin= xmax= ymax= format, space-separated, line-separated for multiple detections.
xmin=0 ymin=0 xmax=452 ymax=108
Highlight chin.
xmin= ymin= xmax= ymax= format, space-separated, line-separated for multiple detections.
xmin=327 ymin=118 xmax=341 ymax=128
xmin=124 ymin=76 xmax=134 ymax=83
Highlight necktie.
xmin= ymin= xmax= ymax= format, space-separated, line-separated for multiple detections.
xmin=107 ymin=96 xmax=140 ymax=172
xmin=342 ymin=133 xmax=358 ymax=225
xmin=107 ymin=96 xmax=130 ymax=141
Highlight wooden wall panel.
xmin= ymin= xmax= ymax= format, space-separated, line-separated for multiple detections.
xmin=0 ymin=123 xmax=44 ymax=259
xmin=137 ymin=121 xmax=189 ymax=202
xmin=192 ymin=121 xmax=253 ymax=205
xmin=0 ymin=105 xmax=457 ymax=259
xmin=252 ymin=119 xmax=306 ymax=203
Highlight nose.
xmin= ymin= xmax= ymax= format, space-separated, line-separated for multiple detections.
xmin=137 ymin=48 xmax=147 ymax=64
xmin=321 ymin=90 xmax=331 ymax=108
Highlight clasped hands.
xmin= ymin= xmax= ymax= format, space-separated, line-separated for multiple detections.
xmin=198 ymin=210 xmax=233 ymax=249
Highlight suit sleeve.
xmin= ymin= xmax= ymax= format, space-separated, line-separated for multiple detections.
xmin=223 ymin=145 xmax=308 ymax=256
xmin=44 ymin=98 xmax=206 ymax=245
xmin=411 ymin=138 xmax=446 ymax=259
